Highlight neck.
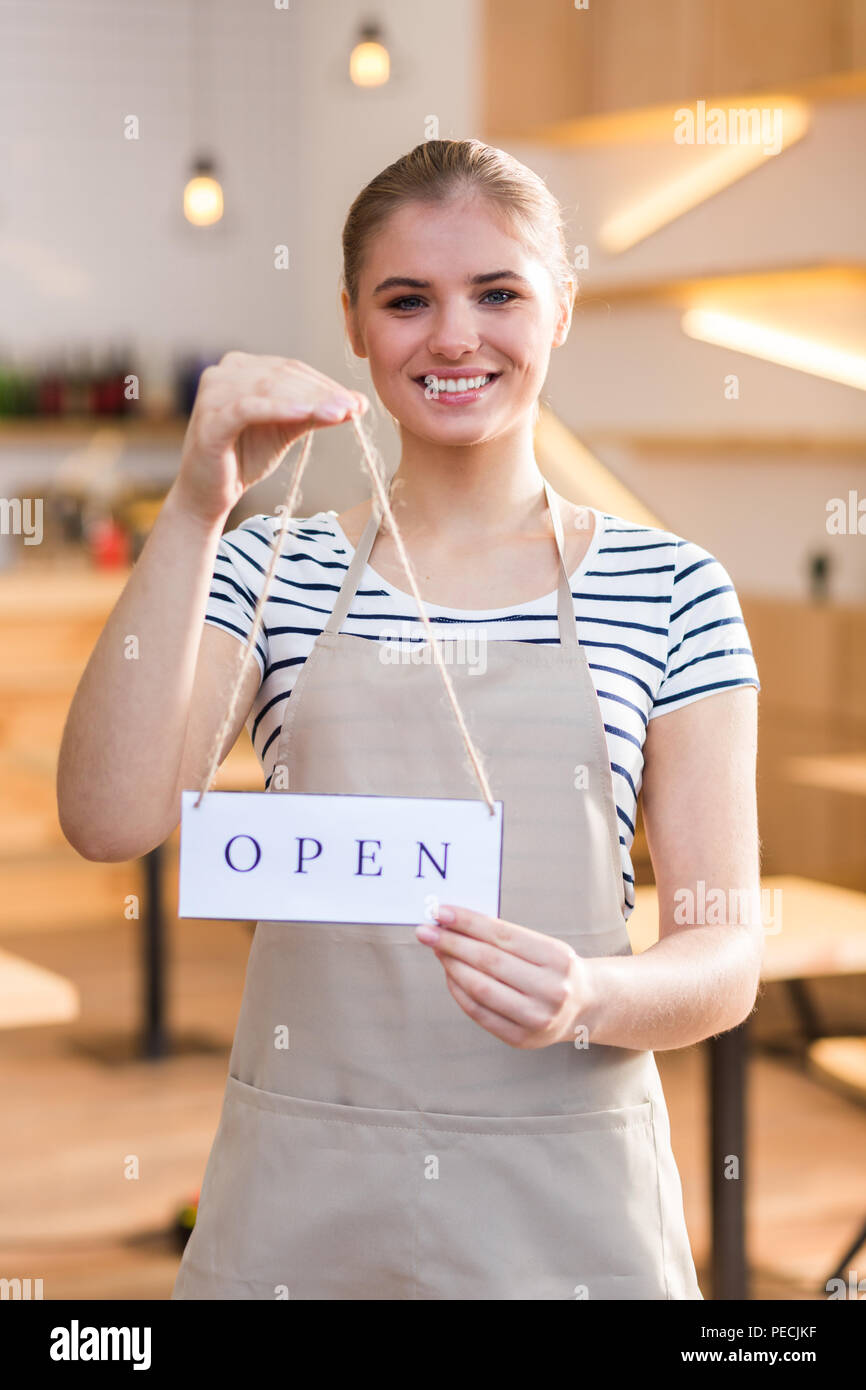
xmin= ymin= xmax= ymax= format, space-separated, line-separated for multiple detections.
xmin=386 ymin=415 xmax=551 ymax=541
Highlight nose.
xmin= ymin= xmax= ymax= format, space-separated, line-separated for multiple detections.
xmin=425 ymin=301 xmax=481 ymax=361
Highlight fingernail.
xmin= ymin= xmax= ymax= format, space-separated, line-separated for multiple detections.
xmin=436 ymin=906 xmax=456 ymax=923
xmin=319 ymin=402 xmax=345 ymax=420
xmin=415 ymin=924 xmax=440 ymax=943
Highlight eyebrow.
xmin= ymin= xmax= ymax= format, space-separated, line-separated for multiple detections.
xmin=372 ymin=270 xmax=533 ymax=295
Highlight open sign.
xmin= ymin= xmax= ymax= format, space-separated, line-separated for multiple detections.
xmin=178 ymin=790 xmax=504 ymax=925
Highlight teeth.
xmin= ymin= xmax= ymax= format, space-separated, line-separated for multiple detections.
xmin=426 ymin=374 xmax=491 ymax=393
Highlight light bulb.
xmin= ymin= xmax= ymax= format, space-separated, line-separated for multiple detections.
xmin=350 ymin=26 xmax=390 ymax=87
xmin=184 ymin=163 xmax=224 ymax=226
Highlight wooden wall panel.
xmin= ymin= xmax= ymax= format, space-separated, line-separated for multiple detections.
xmin=709 ymin=0 xmax=847 ymax=93
xmin=591 ymin=0 xmax=708 ymax=114
xmin=851 ymin=0 xmax=866 ymax=67
xmin=482 ymin=0 xmax=593 ymax=136
xmin=740 ymin=596 xmax=866 ymax=890
xmin=482 ymin=0 xmax=865 ymax=138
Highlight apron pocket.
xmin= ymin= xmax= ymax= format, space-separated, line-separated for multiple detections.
xmin=174 ymin=1074 xmax=422 ymax=1300
xmin=174 ymin=1080 xmax=673 ymax=1300
xmin=414 ymin=1099 xmax=669 ymax=1300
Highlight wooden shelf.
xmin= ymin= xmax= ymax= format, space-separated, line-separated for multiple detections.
xmin=0 ymin=418 xmax=188 ymax=443
xmin=573 ymin=263 xmax=866 ymax=308
xmin=584 ymin=432 xmax=866 ymax=456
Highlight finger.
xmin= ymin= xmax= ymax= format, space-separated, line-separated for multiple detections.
xmin=428 ymin=926 xmax=547 ymax=997
xmin=210 ymin=391 xmax=347 ymax=440
xmin=433 ymin=905 xmax=560 ymax=967
xmin=202 ymin=397 xmax=318 ymax=448
xmin=267 ymin=359 xmax=369 ymax=414
xmin=273 ymin=355 xmax=363 ymax=397
xmin=224 ymin=374 xmax=358 ymax=415
xmin=444 ymin=973 xmax=528 ymax=1047
xmin=253 ymin=378 xmax=366 ymax=421
xmin=207 ymin=359 xmax=367 ymax=415
xmin=436 ymin=929 xmax=573 ymax=1010
xmin=438 ymin=954 xmax=551 ymax=1032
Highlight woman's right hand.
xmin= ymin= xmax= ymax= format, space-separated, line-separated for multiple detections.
xmin=173 ymin=351 xmax=370 ymax=525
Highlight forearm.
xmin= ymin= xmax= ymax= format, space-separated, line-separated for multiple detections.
xmin=579 ymin=923 xmax=763 ymax=1052
xmin=57 ymin=482 xmax=228 ymax=860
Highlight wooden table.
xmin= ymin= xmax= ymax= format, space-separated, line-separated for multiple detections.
xmin=628 ymin=876 xmax=866 ymax=1301
xmin=0 ymin=562 xmax=265 ymax=1055
xmin=785 ymin=753 xmax=866 ymax=798
xmin=140 ymin=743 xmax=264 ymax=1058
xmin=0 ymin=948 xmax=79 ymax=1029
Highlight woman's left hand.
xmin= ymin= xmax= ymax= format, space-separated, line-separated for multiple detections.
xmin=415 ymin=905 xmax=594 ymax=1049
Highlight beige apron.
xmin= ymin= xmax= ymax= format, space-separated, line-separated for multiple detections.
xmin=173 ymin=479 xmax=703 ymax=1300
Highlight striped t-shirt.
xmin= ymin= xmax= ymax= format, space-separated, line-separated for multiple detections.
xmin=204 ymin=506 xmax=761 ymax=921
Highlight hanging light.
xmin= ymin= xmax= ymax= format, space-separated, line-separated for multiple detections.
xmin=183 ymin=157 xmax=224 ymax=227
xmin=350 ymin=22 xmax=390 ymax=87
xmin=183 ymin=1 xmax=224 ymax=226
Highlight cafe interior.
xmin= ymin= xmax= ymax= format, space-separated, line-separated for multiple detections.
xmin=1 ymin=0 xmax=865 ymax=1301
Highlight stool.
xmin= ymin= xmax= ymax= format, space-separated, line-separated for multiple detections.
xmin=807 ymin=1037 xmax=866 ymax=1292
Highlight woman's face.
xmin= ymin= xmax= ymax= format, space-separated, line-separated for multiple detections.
xmin=342 ymin=195 xmax=573 ymax=444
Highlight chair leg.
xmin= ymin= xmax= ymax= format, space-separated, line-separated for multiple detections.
xmin=826 ymin=1216 xmax=866 ymax=1287
xmin=784 ymin=978 xmax=824 ymax=1045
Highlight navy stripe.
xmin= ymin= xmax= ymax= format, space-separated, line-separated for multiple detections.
xmin=652 ymin=676 xmax=758 ymax=709
xmin=572 ymin=591 xmax=671 ymax=604
xmin=665 ymin=646 xmax=755 ymax=682
xmin=585 ymin=564 xmax=676 ymax=578
xmin=251 ymin=687 xmax=292 ymax=742
xmin=675 ymin=554 xmax=716 ymax=584
xmin=668 ymin=615 xmax=745 ymax=661
xmin=596 ymin=686 xmax=648 ymax=727
xmin=604 ymin=722 xmax=644 ymax=753
xmin=211 ymin=568 xmax=259 ymax=615
xmin=671 ymin=585 xmax=736 ymax=624
xmin=262 ymin=655 xmax=308 ymax=682
xmin=205 ymin=614 xmax=266 ymax=668
xmin=590 ymin=662 xmax=655 ymax=702
xmin=597 ymin=541 xmax=677 ymax=553
xmin=611 ymin=760 xmax=638 ymax=800
xmin=260 ymin=724 xmax=281 ymax=761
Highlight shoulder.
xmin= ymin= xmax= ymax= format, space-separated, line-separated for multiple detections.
xmin=583 ymin=510 xmax=679 ymax=598
xmin=217 ymin=509 xmax=348 ymax=569
xmin=594 ymin=510 xmax=740 ymax=599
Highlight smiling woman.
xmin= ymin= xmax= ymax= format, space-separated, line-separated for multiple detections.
xmin=339 ymin=142 xmax=574 ymax=459
xmin=59 ymin=138 xmax=759 ymax=1302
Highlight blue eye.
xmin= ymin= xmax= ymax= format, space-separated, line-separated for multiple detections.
xmin=386 ymin=289 xmax=518 ymax=311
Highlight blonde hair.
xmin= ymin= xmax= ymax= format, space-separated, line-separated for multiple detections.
xmin=341 ymin=138 xmax=573 ymax=309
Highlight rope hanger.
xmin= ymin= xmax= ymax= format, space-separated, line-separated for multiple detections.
xmin=195 ymin=414 xmax=496 ymax=814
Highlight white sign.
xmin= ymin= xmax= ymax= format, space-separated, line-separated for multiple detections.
xmin=178 ymin=790 xmax=504 ymax=924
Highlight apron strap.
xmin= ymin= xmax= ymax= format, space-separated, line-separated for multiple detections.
xmin=326 ymin=472 xmax=580 ymax=651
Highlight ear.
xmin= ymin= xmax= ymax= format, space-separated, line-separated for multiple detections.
xmin=341 ymin=288 xmax=368 ymax=360
xmin=551 ymin=276 xmax=575 ymax=349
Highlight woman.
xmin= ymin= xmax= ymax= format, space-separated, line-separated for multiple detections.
xmin=58 ymin=139 xmax=762 ymax=1300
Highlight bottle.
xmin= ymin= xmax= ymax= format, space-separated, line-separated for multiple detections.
xmin=38 ymin=352 xmax=64 ymax=417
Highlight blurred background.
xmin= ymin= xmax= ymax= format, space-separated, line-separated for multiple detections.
xmin=0 ymin=0 xmax=865 ymax=1301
